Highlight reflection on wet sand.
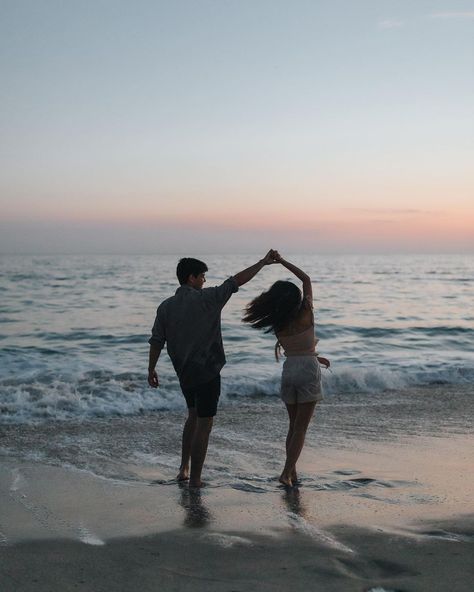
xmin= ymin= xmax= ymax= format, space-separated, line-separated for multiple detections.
xmin=281 ymin=486 xmax=355 ymax=553
xmin=282 ymin=485 xmax=308 ymax=519
xmin=179 ymin=484 xmax=212 ymax=528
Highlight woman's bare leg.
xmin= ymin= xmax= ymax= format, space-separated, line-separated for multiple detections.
xmin=284 ymin=404 xmax=297 ymax=485
xmin=280 ymin=402 xmax=316 ymax=486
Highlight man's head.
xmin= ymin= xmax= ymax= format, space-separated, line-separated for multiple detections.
xmin=176 ymin=258 xmax=208 ymax=289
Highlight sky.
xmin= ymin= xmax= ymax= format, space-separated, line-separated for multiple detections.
xmin=1 ymin=0 xmax=473 ymax=254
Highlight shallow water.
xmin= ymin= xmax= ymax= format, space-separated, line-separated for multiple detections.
xmin=1 ymin=384 xmax=472 ymax=485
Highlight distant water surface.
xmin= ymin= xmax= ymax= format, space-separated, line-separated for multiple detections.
xmin=1 ymin=254 xmax=473 ymax=425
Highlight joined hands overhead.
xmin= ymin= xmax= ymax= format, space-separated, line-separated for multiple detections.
xmin=262 ymin=249 xmax=283 ymax=265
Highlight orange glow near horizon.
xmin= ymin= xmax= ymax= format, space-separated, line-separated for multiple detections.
xmin=4 ymin=202 xmax=473 ymax=248
xmin=2 ymin=174 xmax=473 ymax=252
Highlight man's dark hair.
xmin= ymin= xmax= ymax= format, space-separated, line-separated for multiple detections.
xmin=176 ymin=258 xmax=208 ymax=285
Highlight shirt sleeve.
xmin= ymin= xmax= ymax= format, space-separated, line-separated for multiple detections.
xmin=148 ymin=304 xmax=166 ymax=348
xmin=202 ymin=277 xmax=239 ymax=308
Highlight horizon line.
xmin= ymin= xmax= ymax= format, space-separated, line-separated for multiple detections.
xmin=1 ymin=251 xmax=472 ymax=257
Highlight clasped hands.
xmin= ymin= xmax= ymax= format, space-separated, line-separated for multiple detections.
xmin=262 ymin=249 xmax=283 ymax=265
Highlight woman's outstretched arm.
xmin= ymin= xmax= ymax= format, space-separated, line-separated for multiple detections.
xmin=274 ymin=253 xmax=312 ymax=301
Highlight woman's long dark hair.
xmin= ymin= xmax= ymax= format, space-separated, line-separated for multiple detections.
xmin=243 ymin=280 xmax=302 ymax=334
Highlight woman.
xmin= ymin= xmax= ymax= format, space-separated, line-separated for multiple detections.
xmin=243 ymin=252 xmax=328 ymax=487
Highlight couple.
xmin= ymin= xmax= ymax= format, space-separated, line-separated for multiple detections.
xmin=147 ymin=250 xmax=328 ymax=488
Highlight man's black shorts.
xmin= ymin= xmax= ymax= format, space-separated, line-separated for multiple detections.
xmin=181 ymin=374 xmax=221 ymax=418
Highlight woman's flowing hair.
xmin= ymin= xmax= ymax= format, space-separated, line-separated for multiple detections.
xmin=243 ymin=280 xmax=302 ymax=334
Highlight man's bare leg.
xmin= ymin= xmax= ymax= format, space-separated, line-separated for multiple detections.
xmin=189 ymin=416 xmax=213 ymax=487
xmin=177 ymin=408 xmax=197 ymax=481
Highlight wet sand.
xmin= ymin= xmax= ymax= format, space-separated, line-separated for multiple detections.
xmin=1 ymin=433 xmax=474 ymax=591
xmin=2 ymin=518 xmax=474 ymax=592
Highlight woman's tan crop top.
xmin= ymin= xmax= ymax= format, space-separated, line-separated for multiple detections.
xmin=276 ymin=325 xmax=318 ymax=358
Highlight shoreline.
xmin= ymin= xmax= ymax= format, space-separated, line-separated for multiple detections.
xmin=2 ymin=432 xmax=473 ymax=538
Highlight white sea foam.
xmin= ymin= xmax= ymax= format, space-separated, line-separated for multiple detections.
xmin=0 ymin=362 xmax=473 ymax=425
xmin=201 ymin=532 xmax=253 ymax=548
xmin=78 ymin=523 xmax=105 ymax=546
xmin=322 ymin=363 xmax=474 ymax=395
xmin=10 ymin=468 xmax=26 ymax=492
xmin=287 ymin=512 xmax=354 ymax=553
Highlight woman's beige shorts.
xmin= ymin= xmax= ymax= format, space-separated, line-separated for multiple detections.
xmin=280 ymin=355 xmax=323 ymax=405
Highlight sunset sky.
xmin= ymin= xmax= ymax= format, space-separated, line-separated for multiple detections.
xmin=1 ymin=1 xmax=473 ymax=253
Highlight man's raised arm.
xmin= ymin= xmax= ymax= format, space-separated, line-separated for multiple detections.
xmin=232 ymin=250 xmax=277 ymax=287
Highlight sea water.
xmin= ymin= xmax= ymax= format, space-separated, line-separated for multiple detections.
xmin=0 ymin=254 xmax=473 ymax=480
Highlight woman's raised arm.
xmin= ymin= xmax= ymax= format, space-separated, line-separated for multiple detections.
xmin=274 ymin=253 xmax=312 ymax=301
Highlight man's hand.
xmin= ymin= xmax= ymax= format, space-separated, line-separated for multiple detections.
xmin=262 ymin=249 xmax=279 ymax=265
xmin=271 ymin=250 xmax=283 ymax=263
xmin=233 ymin=250 xmax=279 ymax=286
xmin=148 ymin=369 xmax=159 ymax=388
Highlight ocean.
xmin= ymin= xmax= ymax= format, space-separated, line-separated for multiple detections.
xmin=1 ymin=253 xmax=473 ymax=483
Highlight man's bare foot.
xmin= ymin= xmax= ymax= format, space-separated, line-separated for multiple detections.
xmin=177 ymin=468 xmax=189 ymax=481
xmin=189 ymin=479 xmax=203 ymax=488
xmin=279 ymin=473 xmax=293 ymax=487
xmin=291 ymin=469 xmax=298 ymax=483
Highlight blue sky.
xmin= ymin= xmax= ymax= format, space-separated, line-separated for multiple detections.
xmin=1 ymin=1 xmax=473 ymax=253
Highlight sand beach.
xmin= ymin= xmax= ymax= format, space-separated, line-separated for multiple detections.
xmin=1 ymin=410 xmax=473 ymax=591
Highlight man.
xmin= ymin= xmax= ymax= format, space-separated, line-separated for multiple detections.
xmin=148 ymin=250 xmax=277 ymax=487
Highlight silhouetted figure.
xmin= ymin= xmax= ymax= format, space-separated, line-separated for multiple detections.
xmin=243 ymin=252 xmax=329 ymax=487
xmin=148 ymin=251 xmax=278 ymax=487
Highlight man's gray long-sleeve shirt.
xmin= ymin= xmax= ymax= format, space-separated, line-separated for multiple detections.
xmin=149 ymin=277 xmax=239 ymax=388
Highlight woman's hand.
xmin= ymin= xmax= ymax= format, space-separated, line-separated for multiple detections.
xmin=317 ymin=356 xmax=330 ymax=369
xmin=262 ymin=249 xmax=280 ymax=265
xmin=272 ymin=250 xmax=283 ymax=263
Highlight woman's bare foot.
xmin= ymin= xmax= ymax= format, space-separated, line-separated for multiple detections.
xmin=279 ymin=473 xmax=293 ymax=487
xmin=177 ymin=467 xmax=189 ymax=481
